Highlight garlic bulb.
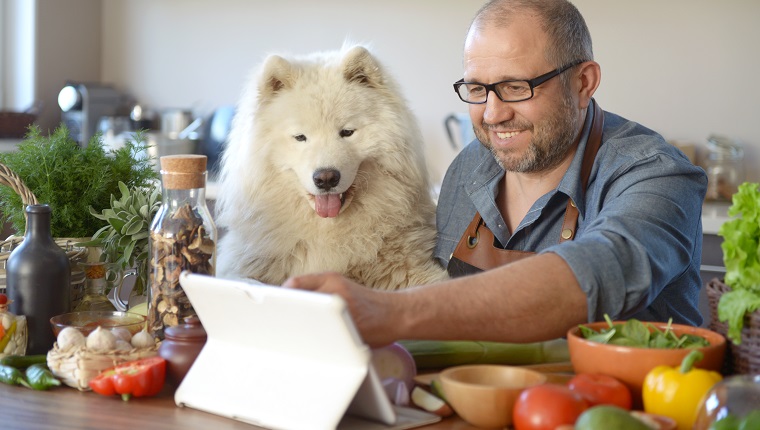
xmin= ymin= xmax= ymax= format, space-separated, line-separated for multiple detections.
xmin=57 ymin=327 xmax=86 ymax=351
xmin=131 ymin=329 xmax=155 ymax=349
xmin=115 ymin=340 xmax=133 ymax=351
xmin=86 ymin=326 xmax=118 ymax=352
xmin=111 ymin=327 xmax=133 ymax=343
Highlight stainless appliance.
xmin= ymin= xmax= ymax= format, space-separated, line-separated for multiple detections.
xmin=444 ymin=112 xmax=475 ymax=150
xmin=58 ymin=82 xmax=128 ymax=146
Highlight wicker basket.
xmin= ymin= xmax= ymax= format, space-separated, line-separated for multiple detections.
xmin=0 ymin=162 xmax=89 ymax=306
xmin=47 ymin=342 xmax=159 ymax=391
xmin=706 ymin=278 xmax=760 ymax=375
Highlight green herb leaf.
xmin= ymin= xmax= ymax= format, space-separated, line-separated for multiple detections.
xmin=717 ymin=182 xmax=760 ymax=344
xmin=619 ymin=319 xmax=650 ymax=347
xmin=0 ymin=125 xmax=158 ymax=237
xmin=579 ymin=315 xmax=709 ymax=349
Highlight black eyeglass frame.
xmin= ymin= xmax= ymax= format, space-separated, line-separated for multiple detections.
xmin=453 ymin=60 xmax=585 ymax=104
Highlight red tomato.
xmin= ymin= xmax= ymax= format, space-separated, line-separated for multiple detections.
xmin=567 ymin=373 xmax=633 ymax=410
xmin=513 ymin=383 xmax=589 ymax=430
xmin=0 ymin=293 xmax=7 ymax=305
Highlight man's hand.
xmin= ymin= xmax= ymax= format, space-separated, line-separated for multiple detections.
xmin=283 ymin=272 xmax=401 ymax=347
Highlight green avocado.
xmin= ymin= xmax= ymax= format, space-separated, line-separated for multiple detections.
xmin=575 ymin=405 xmax=652 ymax=430
xmin=738 ymin=410 xmax=760 ymax=430
xmin=710 ymin=414 xmax=739 ymax=430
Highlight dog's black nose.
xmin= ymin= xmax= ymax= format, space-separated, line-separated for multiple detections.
xmin=313 ymin=168 xmax=341 ymax=191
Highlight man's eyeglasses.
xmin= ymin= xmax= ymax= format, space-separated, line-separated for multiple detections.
xmin=453 ymin=60 xmax=584 ymax=104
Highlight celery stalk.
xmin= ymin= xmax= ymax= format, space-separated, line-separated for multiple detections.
xmin=398 ymin=338 xmax=569 ymax=370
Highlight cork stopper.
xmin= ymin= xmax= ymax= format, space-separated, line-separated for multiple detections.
xmin=160 ymin=155 xmax=208 ymax=189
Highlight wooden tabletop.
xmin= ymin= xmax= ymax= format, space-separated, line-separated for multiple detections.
xmin=0 ymin=381 xmax=470 ymax=430
xmin=0 ymin=363 xmax=573 ymax=430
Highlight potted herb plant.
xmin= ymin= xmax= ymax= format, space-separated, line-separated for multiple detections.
xmin=0 ymin=125 xmax=158 ymax=306
xmin=0 ymin=125 xmax=158 ymax=239
xmin=81 ymin=181 xmax=161 ymax=302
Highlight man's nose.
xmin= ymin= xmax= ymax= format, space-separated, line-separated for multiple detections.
xmin=482 ymin=91 xmax=515 ymax=125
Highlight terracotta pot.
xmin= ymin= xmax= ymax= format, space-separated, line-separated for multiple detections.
xmin=158 ymin=315 xmax=207 ymax=387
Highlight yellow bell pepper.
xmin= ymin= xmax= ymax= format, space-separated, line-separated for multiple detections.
xmin=642 ymin=349 xmax=722 ymax=430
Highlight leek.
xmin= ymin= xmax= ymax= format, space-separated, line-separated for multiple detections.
xmin=398 ymin=338 xmax=569 ymax=370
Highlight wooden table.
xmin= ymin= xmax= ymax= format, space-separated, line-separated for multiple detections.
xmin=0 ymin=380 xmax=471 ymax=430
xmin=0 ymin=363 xmax=573 ymax=430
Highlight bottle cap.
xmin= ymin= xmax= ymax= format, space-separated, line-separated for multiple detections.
xmin=159 ymin=155 xmax=207 ymax=189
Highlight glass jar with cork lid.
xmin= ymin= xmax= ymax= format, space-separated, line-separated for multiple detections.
xmin=147 ymin=155 xmax=217 ymax=339
xmin=704 ymin=134 xmax=744 ymax=202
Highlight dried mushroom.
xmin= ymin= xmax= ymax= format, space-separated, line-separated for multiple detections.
xmin=147 ymin=202 xmax=214 ymax=338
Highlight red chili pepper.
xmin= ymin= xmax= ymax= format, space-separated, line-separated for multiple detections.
xmin=89 ymin=357 xmax=166 ymax=401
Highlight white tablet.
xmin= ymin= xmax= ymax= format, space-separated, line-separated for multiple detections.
xmin=175 ymin=272 xmax=439 ymax=430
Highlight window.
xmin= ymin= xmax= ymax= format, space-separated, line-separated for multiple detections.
xmin=0 ymin=0 xmax=36 ymax=112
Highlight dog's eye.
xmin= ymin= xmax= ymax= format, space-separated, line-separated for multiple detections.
xmin=294 ymin=134 xmax=307 ymax=142
xmin=339 ymin=129 xmax=355 ymax=138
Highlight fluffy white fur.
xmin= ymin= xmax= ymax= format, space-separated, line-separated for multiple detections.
xmin=215 ymin=45 xmax=448 ymax=290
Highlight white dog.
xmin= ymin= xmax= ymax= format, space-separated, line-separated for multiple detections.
xmin=215 ymin=45 xmax=448 ymax=290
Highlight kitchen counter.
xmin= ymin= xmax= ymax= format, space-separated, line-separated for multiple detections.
xmin=702 ymin=201 xmax=731 ymax=235
xmin=0 ymin=139 xmax=22 ymax=153
xmin=0 ymin=376 xmax=465 ymax=430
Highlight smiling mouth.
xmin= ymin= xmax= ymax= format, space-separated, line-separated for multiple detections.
xmin=496 ymin=130 xmax=523 ymax=139
xmin=308 ymin=186 xmax=355 ymax=218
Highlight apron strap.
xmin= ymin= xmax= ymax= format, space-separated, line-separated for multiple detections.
xmin=559 ymin=100 xmax=604 ymax=242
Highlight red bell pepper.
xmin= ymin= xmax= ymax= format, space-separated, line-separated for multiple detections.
xmin=89 ymin=357 xmax=167 ymax=401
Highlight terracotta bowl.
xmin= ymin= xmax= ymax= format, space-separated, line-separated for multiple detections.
xmin=439 ymin=364 xmax=547 ymax=429
xmin=50 ymin=311 xmax=146 ymax=337
xmin=567 ymin=321 xmax=726 ymax=405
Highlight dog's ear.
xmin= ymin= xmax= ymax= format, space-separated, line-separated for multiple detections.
xmin=258 ymin=55 xmax=297 ymax=100
xmin=341 ymin=46 xmax=384 ymax=88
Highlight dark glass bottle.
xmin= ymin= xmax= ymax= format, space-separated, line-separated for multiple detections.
xmin=6 ymin=204 xmax=71 ymax=355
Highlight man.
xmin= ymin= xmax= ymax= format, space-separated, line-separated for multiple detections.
xmin=284 ymin=0 xmax=707 ymax=348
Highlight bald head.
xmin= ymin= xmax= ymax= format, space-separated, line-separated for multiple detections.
xmin=467 ymin=0 xmax=593 ymax=70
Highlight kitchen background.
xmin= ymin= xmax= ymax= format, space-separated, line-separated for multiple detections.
xmin=2 ymin=0 xmax=759 ymax=189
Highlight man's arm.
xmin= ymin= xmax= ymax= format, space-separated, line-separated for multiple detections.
xmin=284 ymin=252 xmax=587 ymax=347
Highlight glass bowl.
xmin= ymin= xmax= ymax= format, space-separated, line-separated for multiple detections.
xmin=693 ymin=374 xmax=760 ymax=430
xmin=50 ymin=311 xmax=146 ymax=337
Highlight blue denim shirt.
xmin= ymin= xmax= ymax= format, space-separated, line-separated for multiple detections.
xmin=435 ymin=101 xmax=708 ymax=326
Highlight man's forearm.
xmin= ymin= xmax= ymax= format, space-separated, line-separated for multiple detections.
xmin=394 ymin=253 xmax=588 ymax=343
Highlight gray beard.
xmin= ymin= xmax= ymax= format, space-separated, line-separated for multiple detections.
xmin=476 ymin=94 xmax=581 ymax=173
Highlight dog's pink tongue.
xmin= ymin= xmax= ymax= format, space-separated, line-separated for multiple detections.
xmin=315 ymin=194 xmax=341 ymax=218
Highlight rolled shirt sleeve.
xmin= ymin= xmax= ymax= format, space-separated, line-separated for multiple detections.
xmin=546 ymin=129 xmax=706 ymax=324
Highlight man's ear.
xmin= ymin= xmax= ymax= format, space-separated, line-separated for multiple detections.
xmin=575 ymin=61 xmax=601 ymax=109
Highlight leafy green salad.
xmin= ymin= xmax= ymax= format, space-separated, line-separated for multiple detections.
xmin=578 ymin=315 xmax=710 ymax=349
xmin=718 ymin=182 xmax=760 ymax=344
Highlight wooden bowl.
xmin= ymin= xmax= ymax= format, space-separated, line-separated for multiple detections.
xmin=567 ymin=321 xmax=726 ymax=405
xmin=439 ymin=364 xmax=547 ymax=429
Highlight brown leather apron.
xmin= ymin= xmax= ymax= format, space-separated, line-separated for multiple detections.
xmin=448 ymin=101 xmax=605 ymax=277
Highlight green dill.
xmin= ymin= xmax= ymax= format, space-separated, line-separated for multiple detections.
xmin=0 ymin=124 xmax=158 ymax=238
